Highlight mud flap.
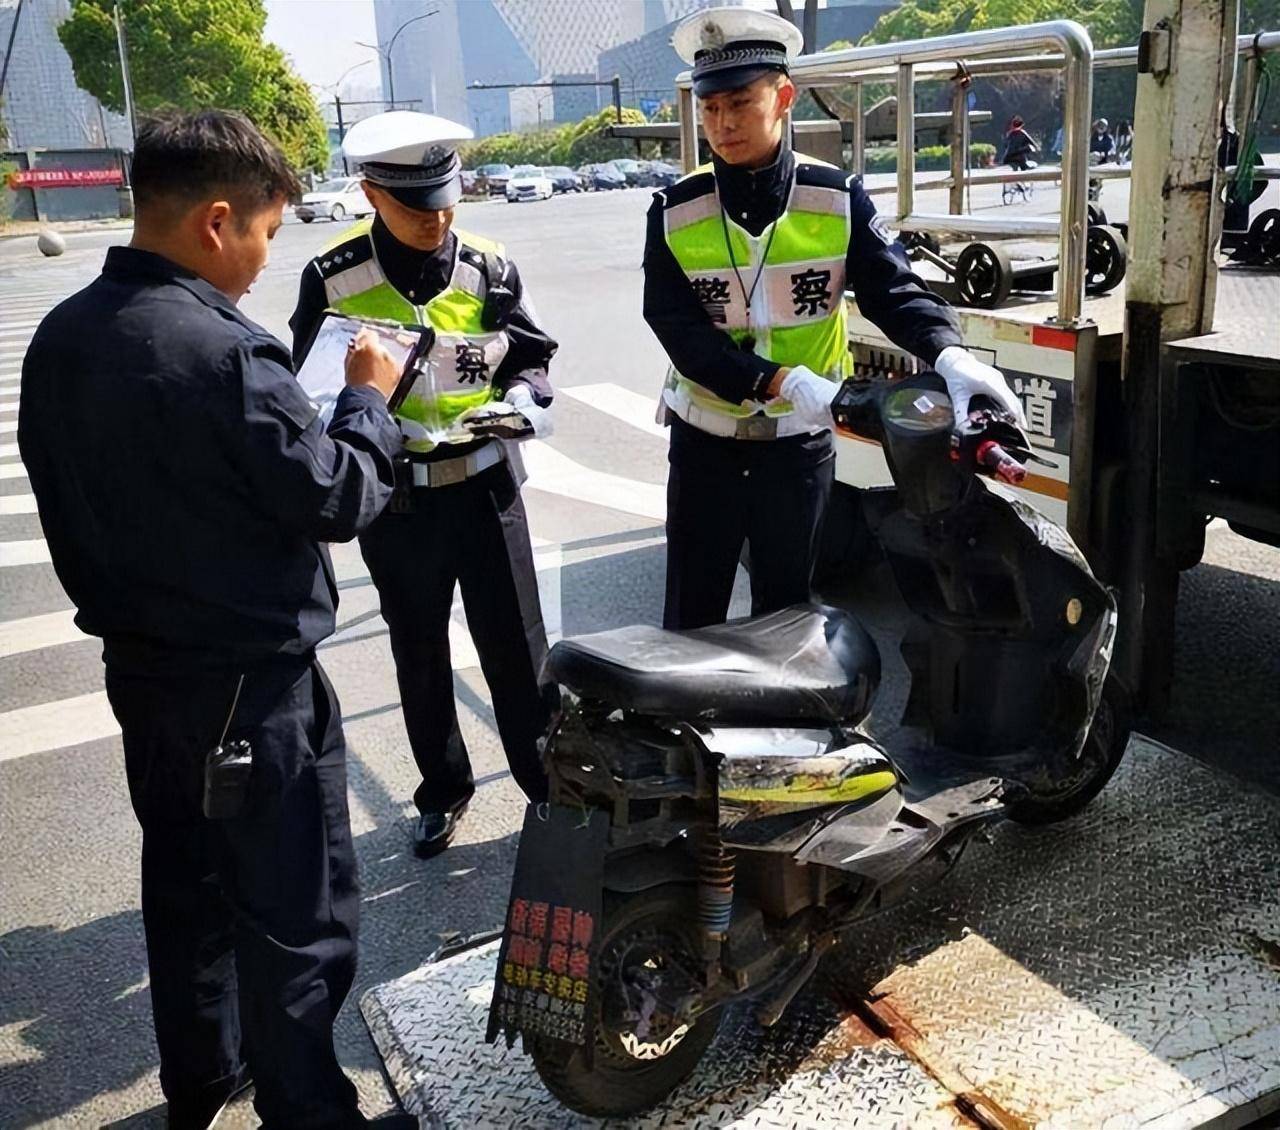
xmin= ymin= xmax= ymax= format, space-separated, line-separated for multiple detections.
xmin=486 ymin=803 xmax=609 ymax=1050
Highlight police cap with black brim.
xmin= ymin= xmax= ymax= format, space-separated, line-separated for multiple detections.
xmin=342 ymin=110 xmax=474 ymax=211
xmin=672 ymin=6 xmax=805 ymax=97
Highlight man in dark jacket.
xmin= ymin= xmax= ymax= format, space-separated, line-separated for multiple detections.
xmin=18 ymin=111 xmax=413 ymax=1130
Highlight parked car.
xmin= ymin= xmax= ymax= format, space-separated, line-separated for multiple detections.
xmin=607 ymin=158 xmax=646 ymax=187
xmin=293 ymin=177 xmax=374 ymax=223
xmin=544 ymin=165 xmax=584 ymax=193
xmin=475 ymin=162 xmax=512 ymax=196
xmin=506 ymin=165 xmax=555 ymax=203
xmin=580 ymin=162 xmax=626 ymax=191
xmin=461 ymin=169 xmax=479 ymax=195
xmin=644 ymin=160 xmax=681 ymax=188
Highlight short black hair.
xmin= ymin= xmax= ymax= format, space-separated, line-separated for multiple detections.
xmin=132 ymin=110 xmax=301 ymax=219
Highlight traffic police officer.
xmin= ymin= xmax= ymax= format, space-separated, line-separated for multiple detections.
xmin=19 ymin=111 xmax=414 ymax=1129
xmin=646 ymin=7 xmax=1023 ymax=630
xmin=291 ymin=112 xmax=557 ymax=859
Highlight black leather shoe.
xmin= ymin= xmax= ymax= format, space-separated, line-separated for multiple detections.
xmin=413 ymin=805 xmax=466 ymax=858
xmin=165 ymin=1066 xmax=252 ymax=1129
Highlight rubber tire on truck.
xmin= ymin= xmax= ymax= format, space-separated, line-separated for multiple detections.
xmin=1007 ymin=675 xmax=1132 ymax=825
xmin=955 ymin=242 xmax=1014 ymax=308
xmin=529 ymin=884 xmax=722 ymax=1118
xmin=1085 ymin=225 xmax=1128 ymax=295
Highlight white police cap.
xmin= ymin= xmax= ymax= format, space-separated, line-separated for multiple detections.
xmin=342 ymin=111 xmax=474 ymax=210
xmin=672 ymin=6 xmax=804 ymax=96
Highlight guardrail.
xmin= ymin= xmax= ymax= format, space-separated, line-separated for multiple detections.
xmin=675 ymin=25 xmax=1280 ymax=326
xmin=677 ymin=20 xmax=1095 ymax=324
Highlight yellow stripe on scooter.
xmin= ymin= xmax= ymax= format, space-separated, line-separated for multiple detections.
xmin=720 ymin=770 xmax=898 ymax=805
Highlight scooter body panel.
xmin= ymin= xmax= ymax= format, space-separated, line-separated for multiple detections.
xmin=707 ymin=726 xmax=901 ymax=854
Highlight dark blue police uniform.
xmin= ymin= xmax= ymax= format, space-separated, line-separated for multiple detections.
xmin=18 ymin=247 xmax=401 ymax=1130
xmin=643 ymin=149 xmax=964 ymax=629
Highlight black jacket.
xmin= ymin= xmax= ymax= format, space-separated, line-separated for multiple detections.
xmin=18 ymin=247 xmax=402 ymax=671
xmin=642 ymin=148 xmax=962 ymax=407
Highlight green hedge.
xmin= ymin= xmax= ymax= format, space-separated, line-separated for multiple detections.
xmin=461 ymin=107 xmax=660 ymax=169
xmin=863 ymin=143 xmax=997 ymax=173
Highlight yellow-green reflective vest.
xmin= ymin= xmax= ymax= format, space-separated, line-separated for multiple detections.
xmin=314 ymin=219 xmax=510 ymax=453
xmin=661 ymin=156 xmax=851 ymax=429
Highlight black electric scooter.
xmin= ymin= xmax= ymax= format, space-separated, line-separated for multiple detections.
xmin=486 ymin=374 xmax=1128 ymax=1118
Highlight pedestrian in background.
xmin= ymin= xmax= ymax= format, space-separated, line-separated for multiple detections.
xmin=19 ymin=110 xmax=416 ymax=1130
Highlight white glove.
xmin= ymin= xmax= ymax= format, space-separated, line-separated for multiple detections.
xmin=502 ymin=383 xmax=553 ymax=440
xmin=779 ymin=366 xmax=839 ymax=431
xmin=933 ymin=346 xmax=1026 ymax=426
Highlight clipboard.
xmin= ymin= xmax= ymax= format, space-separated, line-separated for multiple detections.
xmin=294 ymin=310 xmax=434 ymax=422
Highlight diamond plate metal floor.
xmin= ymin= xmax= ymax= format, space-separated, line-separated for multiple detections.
xmin=360 ymin=737 xmax=1280 ymax=1129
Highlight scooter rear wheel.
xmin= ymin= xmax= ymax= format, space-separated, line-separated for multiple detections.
xmin=1008 ymin=676 xmax=1132 ymax=825
xmin=529 ymin=883 xmax=722 ymax=1117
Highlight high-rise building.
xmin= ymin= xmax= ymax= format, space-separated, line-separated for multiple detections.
xmin=599 ymin=2 xmax=895 ymax=120
xmin=371 ymin=0 xmax=732 ymax=137
xmin=0 ymin=0 xmax=130 ymax=152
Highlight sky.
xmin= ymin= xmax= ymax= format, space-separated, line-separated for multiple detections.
xmin=264 ymin=1 xmax=381 ymax=96
xmin=264 ymin=0 xmax=792 ymax=96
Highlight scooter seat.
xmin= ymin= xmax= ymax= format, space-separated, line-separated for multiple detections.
xmin=547 ymin=604 xmax=880 ymax=725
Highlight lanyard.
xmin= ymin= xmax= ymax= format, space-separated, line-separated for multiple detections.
xmin=718 ymin=198 xmax=779 ymax=332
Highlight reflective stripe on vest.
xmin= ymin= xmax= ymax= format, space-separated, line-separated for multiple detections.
xmin=662 ymin=158 xmax=850 ymax=426
xmin=317 ymin=220 xmax=510 ymax=451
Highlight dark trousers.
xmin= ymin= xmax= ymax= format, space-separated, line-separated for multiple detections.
xmin=664 ymin=418 xmax=836 ymax=630
xmin=358 ymin=459 xmax=553 ymax=815
xmin=105 ymin=657 xmax=361 ymax=1130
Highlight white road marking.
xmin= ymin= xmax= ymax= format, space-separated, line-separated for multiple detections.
xmin=1 ymin=442 xmax=18 ymax=457
xmin=560 ymin=382 xmax=668 ymax=439
xmin=0 ymin=542 xmax=565 ymax=766
xmin=0 ymin=608 xmax=84 ymax=659
xmin=0 ymin=493 xmax=36 ymax=514
xmin=522 ymin=439 xmax=665 ymax=521
xmin=0 ymin=420 xmax=17 ymax=435
xmin=0 ymin=691 xmax=120 ymax=765
xmin=0 ymin=538 xmax=50 ymax=567
xmin=0 ymin=462 xmax=28 ymax=480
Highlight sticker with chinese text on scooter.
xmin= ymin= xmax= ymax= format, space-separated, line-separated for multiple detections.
xmin=486 ymin=803 xmax=608 ymax=1048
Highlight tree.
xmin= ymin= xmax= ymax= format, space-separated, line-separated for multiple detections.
xmin=858 ymin=0 xmax=1280 ymax=145
xmin=460 ymin=106 xmax=657 ymax=169
xmin=57 ymin=0 xmax=328 ymax=171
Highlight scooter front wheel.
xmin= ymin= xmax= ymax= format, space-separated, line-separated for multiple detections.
xmin=1008 ymin=675 xmax=1132 ymax=825
xmin=529 ymin=883 xmax=722 ymax=1117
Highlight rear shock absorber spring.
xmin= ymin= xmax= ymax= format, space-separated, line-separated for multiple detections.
xmin=697 ymin=829 xmax=736 ymax=940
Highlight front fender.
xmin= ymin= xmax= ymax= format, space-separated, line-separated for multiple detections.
xmin=603 ymin=844 xmax=697 ymax=894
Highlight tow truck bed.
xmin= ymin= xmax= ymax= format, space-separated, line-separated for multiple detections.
xmin=360 ymin=737 xmax=1280 ymax=1129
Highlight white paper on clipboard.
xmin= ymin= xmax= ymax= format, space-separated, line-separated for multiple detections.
xmin=294 ymin=313 xmax=423 ymax=425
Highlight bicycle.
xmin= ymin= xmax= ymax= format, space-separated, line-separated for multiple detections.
xmin=1002 ymin=158 xmax=1036 ymax=205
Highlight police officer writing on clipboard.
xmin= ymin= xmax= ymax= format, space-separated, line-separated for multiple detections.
xmin=646 ymin=8 xmax=1023 ymax=630
xmin=291 ymin=113 xmax=558 ymax=859
xmin=19 ymin=112 xmax=414 ymax=1129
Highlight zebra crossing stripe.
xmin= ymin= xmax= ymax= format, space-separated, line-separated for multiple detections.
xmin=0 ymin=493 xmax=36 ymax=515
xmin=560 ymin=382 xmax=668 ymax=439
xmin=0 ymin=608 xmax=84 ymax=659
xmin=0 ymin=462 xmax=28 ymax=480
xmin=0 ymin=538 xmax=50 ymax=567
xmin=0 ymin=691 xmax=120 ymax=765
